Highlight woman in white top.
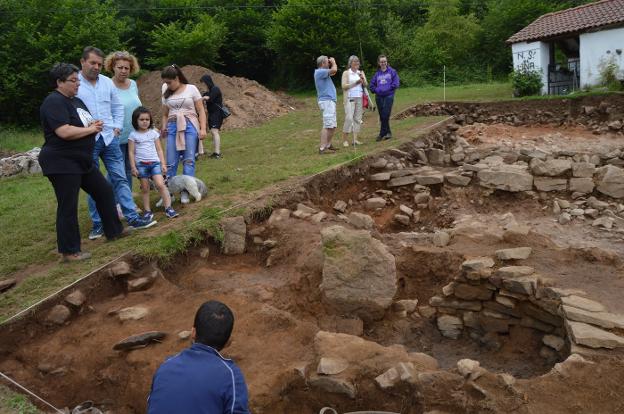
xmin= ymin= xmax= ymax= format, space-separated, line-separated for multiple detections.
xmin=340 ymin=55 xmax=367 ymax=147
xmin=160 ymin=65 xmax=207 ymax=203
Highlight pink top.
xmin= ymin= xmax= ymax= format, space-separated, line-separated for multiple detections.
xmin=161 ymin=83 xmax=203 ymax=151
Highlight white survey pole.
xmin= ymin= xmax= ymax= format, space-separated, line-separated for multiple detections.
xmin=443 ymin=65 xmax=446 ymax=101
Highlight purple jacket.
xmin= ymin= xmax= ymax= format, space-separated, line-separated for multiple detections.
xmin=370 ymin=66 xmax=400 ymax=97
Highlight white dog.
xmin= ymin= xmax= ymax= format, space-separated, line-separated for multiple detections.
xmin=156 ymin=175 xmax=208 ymax=206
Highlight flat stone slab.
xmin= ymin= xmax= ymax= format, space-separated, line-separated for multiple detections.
xmin=478 ymin=165 xmax=533 ymax=192
xmin=113 ymin=331 xmax=167 ymax=351
xmin=561 ymin=295 xmax=606 ymax=312
xmin=388 ymin=175 xmax=419 ymax=187
xmin=369 ymin=172 xmax=391 ymax=181
xmin=562 ymin=305 xmax=624 ymax=329
xmin=496 ymin=266 xmax=534 ymax=278
xmin=495 ymin=247 xmax=532 ymax=260
xmin=566 ymin=321 xmax=624 ymax=349
xmin=461 ymin=257 xmax=495 ymax=271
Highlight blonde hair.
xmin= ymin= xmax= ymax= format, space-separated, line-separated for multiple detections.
xmin=104 ymin=50 xmax=140 ymax=75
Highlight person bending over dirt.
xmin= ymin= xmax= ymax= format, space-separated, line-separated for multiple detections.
xmin=147 ymin=301 xmax=250 ymax=414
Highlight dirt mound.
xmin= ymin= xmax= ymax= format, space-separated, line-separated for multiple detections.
xmin=136 ymin=65 xmax=295 ymax=130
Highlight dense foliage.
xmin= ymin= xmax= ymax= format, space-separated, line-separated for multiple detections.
xmin=510 ymin=68 xmax=543 ymax=97
xmin=0 ymin=0 xmax=594 ymax=123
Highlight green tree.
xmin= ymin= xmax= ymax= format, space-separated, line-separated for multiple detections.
xmin=267 ymin=0 xmax=381 ymax=87
xmin=0 ymin=0 xmax=128 ymax=123
xmin=147 ymin=13 xmax=226 ymax=68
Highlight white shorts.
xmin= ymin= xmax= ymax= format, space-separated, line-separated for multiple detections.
xmin=318 ymin=100 xmax=337 ymax=129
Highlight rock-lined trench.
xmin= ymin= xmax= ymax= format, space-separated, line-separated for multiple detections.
xmin=2 ymin=100 xmax=624 ymax=413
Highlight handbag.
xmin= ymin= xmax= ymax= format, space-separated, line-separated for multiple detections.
xmin=363 ymin=87 xmax=375 ymax=112
xmin=215 ymin=103 xmax=231 ymax=118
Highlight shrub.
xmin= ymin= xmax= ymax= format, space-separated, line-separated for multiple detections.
xmin=510 ymin=68 xmax=543 ymax=97
xmin=597 ymin=56 xmax=623 ymax=91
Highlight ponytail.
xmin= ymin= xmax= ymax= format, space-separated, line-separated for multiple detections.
xmin=161 ymin=64 xmax=189 ymax=99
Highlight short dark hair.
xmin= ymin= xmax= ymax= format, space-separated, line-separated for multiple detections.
xmin=193 ymin=301 xmax=234 ymax=350
xmin=82 ymin=46 xmax=104 ymax=61
xmin=131 ymin=106 xmax=153 ymax=130
xmin=161 ymin=64 xmax=190 ymax=99
xmin=49 ymin=63 xmax=79 ymax=89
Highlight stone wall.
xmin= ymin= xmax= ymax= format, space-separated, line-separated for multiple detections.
xmin=396 ymin=94 xmax=624 ymax=135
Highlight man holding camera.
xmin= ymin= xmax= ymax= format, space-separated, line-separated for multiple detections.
xmin=314 ymin=55 xmax=338 ymax=154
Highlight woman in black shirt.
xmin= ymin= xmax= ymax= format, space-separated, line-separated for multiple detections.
xmin=39 ymin=63 xmax=124 ymax=262
xmin=200 ymin=74 xmax=224 ymax=159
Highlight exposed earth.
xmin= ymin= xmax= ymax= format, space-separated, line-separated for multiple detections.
xmin=2 ymin=95 xmax=624 ymax=413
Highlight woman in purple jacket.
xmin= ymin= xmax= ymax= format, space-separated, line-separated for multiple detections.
xmin=369 ymin=55 xmax=400 ymax=141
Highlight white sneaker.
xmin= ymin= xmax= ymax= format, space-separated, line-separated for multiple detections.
xmin=342 ymin=141 xmax=349 ymax=148
xmin=181 ymin=190 xmax=190 ymax=204
xmin=353 ymin=140 xmax=363 ymax=145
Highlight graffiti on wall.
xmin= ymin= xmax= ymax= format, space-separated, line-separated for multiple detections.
xmin=513 ymin=48 xmax=539 ymax=71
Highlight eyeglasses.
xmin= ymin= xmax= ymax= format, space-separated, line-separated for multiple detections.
xmin=64 ymin=78 xmax=80 ymax=83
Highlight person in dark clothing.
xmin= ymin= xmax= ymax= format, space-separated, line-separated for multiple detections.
xmin=39 ymin=63 xmax=124 ymax=262
xmin=147 ymin=300 xmax=250 ymax=414
xmin=200 ymin=74 xmax=224 ymax=159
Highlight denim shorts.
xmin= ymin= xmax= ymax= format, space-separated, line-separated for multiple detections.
xmin=137 ymin=161 xmax=163 ymax=179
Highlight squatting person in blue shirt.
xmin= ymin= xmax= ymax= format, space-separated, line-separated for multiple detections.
xmin=369 ymin=55 xmax=400 ymax=142
xmin=147 ymin=300 xmax=250 ymax=414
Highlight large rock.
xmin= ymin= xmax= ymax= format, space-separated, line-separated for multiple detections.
xmin=562 ymin=305 xmax=624 ymax=329
xmin=221 ymin=216 xmax=246 ymax=255
xmin=531 ymin=158 xmax=572 ymax=176
xmin=320 ymin=226 xmax=397 ymax=321
xmin=572 ymin=162 xmax=596 ymax=178
xmin=364 ymin=197 xmax=386 ymax=209
xmin=596 ymin=165 xmax=624 ymax=198
xmin=267 ymin=208 xmax=291 ymax=226
xmin=45 ymin=305 xmax=71 ymax=325
xmin=566 ymin=320 xmax=624 ymax=349
xmin=569 ymin=177 xmax=595 ymax=194
xmin=477 ymin=165 xmax=533 ymax=192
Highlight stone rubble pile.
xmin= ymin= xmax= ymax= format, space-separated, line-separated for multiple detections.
xmin=397 ymin=96 xmax=624 ymax=135
xmin=427 ymin=253 xmax=624 ymax=355
xmin=0 ymin=147 xmax=41 ymax=177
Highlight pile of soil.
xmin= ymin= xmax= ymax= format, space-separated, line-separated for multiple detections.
xmin=136 ymin=65 xmax=295 ymax=130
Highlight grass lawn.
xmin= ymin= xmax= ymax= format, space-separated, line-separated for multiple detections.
xmin=0 ymin=385 xmax=40 ymax=414
xmin=0 ymin=81 xmax=512 ymax=322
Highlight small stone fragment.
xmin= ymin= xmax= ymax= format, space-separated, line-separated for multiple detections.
xmin=399 ymin=204 xmax=413 ymax=216
xmin=117 ymin=306 xmax=149 ymax=321
xmin=64 ymin=290 xmax=86 ymax=308
xmin=432 ymin=231 xmax=450 ymax=247
xmin=127 ymin=277 xmax=154 ymax=292
xmin=495 ymin=247 xmax=532 ymax=260
xmin=199 ymin=247 xmax=210 ymax=258
xmin=437 ymin=315 xmax=463 ymax=339
xmin=317 ymin=357 xmax=349 ymax=375
xmin=462 ymin=257 xmax=495 ymax=271
xmin=45 ymin=305 xmax=71 ymax=325
xmin=333 ymin=200 xmax=348 ymax=213
xmin=178 ymin=330 xmax=192 ymax=340
xmin=347 ymin=212 xmax=374 ymax=230
xmin=375 ymin=367 xmax=399 ymax=389
xmin=558 ymin=213 xmax=572 ymax=224
xmin=364 ymin=197 xmax=386 ymax=209
xmin=113 ymin=331 xmax=167 ymax=351
xmin=457 ymin=358 xmax=484 ymax=380
xmin=543 ymin=334 xmax=565 ymax=351
xmin=107 ymin=261 xmax=132 ymax=278
xmin=394 ymin=214 xmax=411 ymax=226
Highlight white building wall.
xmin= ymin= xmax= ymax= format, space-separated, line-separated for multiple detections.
xmin=511 ymin=41 xmax=550 ymax=95
xmin=579 ymin=27 xmax=624 ymax=88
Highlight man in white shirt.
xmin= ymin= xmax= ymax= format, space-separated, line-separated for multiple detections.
xmin=77 ymin=46 xmax=155 ymax=239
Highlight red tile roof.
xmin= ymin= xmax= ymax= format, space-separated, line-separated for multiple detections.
xmin=507 ymin=0 xmax=624 ymax=43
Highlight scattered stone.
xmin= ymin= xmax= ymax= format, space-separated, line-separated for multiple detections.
xmin=369 ymin=172 xmax=392 ymax=182
xmin=432 ymin=231 xmax=450 ymax=247
xmin=462 ymin=257 xmax=494 ymax=271
xmin=437 ymin=315 xmax=463 ymax=339
xmin=297 ymin=203 xmax=318 ymax=215
xmin=543 ymin=334 xmax=565 ymax=351
xmin=333 ymin=200 xmax=347 ymax=213
xmin=495 ymin=247 xmax=532 ymax=260
xmin=199 ymin=247 xmax=210 ymax=258
xmin=0 ymin=278 xmax=16 ymax=293
xmin=106 ymin=261 xmax=132 ymax=278
xmin=375 ymin=367 xmax=399 ymax=389
xmin=311 ymin=212 xmax=328 ymax=223
xmin=569 ymin=208 xmax=584 ymax=216
xmin=558 ymin=212 xmax=572 ymax=224
xmin=320 ymin=226 xmax=397 ymax=321
xmin=64 ymin=290 xmax=86 ymax=308
xmin=113 ymin=331 xmax=167 ymax=351
xmin=457 ymin=358 xmax=484 ymax=380
xmin=45 ymin=305 xmax=71 ymax=325
xmin=127 ymin=277 xmax=154 ymax=292
xmin=267 ymin=208 xmax=291 ymax=226
xmin=117 ymin=306 xmax=149 ymax=321
xmin=566 ymin=320 xmax=624 ymax=349
xmin=399 ymin=204 xmax=413 ymax=216
xmin=347 ymin=212 xmax=374 ymax=230
xmin=561 ymin=295 xmax=606 ymax=312
xmin=557 ymin=199 xmax=571 ymax=209
xmin=364 ymin=197 xmax=386 ymax=209
xmin=394 ymin=214 xmax=411 ymax=226
xmin=178 ymin=330 xmax=192 ymax=340
xmin=592 ymin=217 xmax=614 ymax=229
xmin=317 ymin=357 xmax=349 ymax=375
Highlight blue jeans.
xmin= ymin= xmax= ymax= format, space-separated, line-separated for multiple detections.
xmin=119 ymin=143 xmax=133 ymax=191
xmin=375 ymin=95 xmax=394 ymax=138
xmin=166 ymin=120 xmax=198 ymax=178
xmin=88 ymin=136 xmax=140 ymax=230
xmin=137 ymin=161 xmax=163 ymax=178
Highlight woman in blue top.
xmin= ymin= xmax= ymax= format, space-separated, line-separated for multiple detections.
xmin=104 ymin=51 xmax=142 ymax=190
